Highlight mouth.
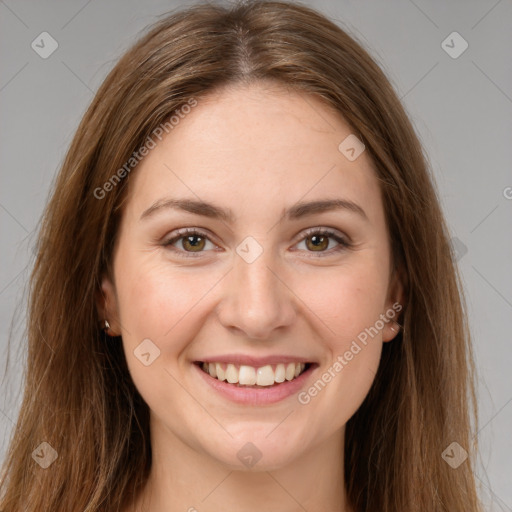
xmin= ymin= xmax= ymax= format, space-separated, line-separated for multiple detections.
xmin=194 ymin=361 xmax=315 ymax=388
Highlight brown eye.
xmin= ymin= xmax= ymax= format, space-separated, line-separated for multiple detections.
xmin=295 ymin=228 xmax=350 ymax=257
xmin=305 ymin=233 xmax=330 ymax=251
xmin=181 ymin=234 xmax=206 ymax=252
xmin=163 ymin=227 xmax=350 ymax=259
xmin=163 ymin=228 xmax=216 ymax=257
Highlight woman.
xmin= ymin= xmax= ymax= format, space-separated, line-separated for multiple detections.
xmin=0 ymin=1 xmax=483 ymax=510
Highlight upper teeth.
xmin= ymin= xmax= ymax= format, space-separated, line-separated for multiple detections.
xmin=201 ymin=362 xmax=306 ymax=386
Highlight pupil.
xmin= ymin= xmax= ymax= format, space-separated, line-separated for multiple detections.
xmin=309 ymin=234 xmax=327 ymax=251
xmin=184 ymin=235 xmax=204 ymax=251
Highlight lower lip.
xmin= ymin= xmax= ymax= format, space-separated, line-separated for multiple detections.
xmin=193 ymin=362 xmax=318 ymax=405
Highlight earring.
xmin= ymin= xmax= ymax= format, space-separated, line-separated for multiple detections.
xmin=390 ymin=321 xmax=404 ymax=335
xmin=102 ymin=319 xmax=114 ymax=336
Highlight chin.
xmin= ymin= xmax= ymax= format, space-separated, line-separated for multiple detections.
xmin=204 ymin=432 xmax=307 ymax=472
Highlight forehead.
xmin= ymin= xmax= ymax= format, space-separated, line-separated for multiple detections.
xmin=123 ymin=81 xmax=382 ymax=226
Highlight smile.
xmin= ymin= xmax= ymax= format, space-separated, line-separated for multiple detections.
xmin=197 ymin=361 xmax=310 ymax=387
xmin=193 ymin=360 xmax=318 ymax=405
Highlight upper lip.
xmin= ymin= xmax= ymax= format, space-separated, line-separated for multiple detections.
xmin=195 ymin=354 xmax=316 ymax=367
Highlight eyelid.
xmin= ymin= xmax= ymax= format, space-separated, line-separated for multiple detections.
xmin=293 ymin=226 xmax=350 ymax=245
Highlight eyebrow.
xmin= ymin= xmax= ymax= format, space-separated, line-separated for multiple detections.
xmin=139 ymin=197 xmax=368 ymax=223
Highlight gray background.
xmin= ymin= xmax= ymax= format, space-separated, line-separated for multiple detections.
xmin=1 ymin=0 xmax=511 ymax=509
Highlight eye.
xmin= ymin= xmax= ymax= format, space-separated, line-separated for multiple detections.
xmin=293 ymin=227 xmax=351 ymax=257
xmin=162 ymin=228 xmax=217 ymax=257
xmin=162 ymin=226 xmax=351 ymax=258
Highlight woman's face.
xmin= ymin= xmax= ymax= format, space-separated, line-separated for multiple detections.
xmin=99 ymin=81 xmax=403 ymax=471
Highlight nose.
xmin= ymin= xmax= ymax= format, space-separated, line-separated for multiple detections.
xmin=215 ymin=246 xmax=297 ymax=340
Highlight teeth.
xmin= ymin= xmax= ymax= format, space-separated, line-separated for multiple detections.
xmin=200 ymin=361 xmax=307 ymax=386
xmin=240 ymin=365 xmax=257 ymax=385
xmin=275 ymin=363 xmax=286 ymax=383
xmin=256 ymin=365 xmax=274 ymax=386
xmin=285 ymin=363 xmax=296 ymax=381
xmin=215 ymin=363 xmax=225 ymax=381
xmin=226 ymin=363 xmax=238 ymax=384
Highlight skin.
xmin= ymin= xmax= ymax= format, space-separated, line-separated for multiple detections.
xmin=98 ymin=80 xmax=404 ymax=512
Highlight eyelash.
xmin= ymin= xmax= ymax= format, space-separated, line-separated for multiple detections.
xmin=162 ymin=227 xmax=351 ymax=259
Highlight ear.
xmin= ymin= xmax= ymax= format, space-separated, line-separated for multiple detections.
xmin=95 ymin=273 xmax=121 ymax=336
xmin=382 ymin=264 xmax=406 ymax=343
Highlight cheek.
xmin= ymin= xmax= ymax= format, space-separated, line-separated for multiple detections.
xmin=115 ymin=255 xmax=225 ymax=366
xmin=297 ymin=258 xmax=389 ymax=346
xmin=114 ymin=261 xmax=207 ymax=403
xmin=294 ymin=264 xmax=387 ymax=429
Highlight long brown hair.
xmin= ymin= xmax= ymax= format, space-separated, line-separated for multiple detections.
xmin=0 ymin=1 xmax=482 ymax=510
